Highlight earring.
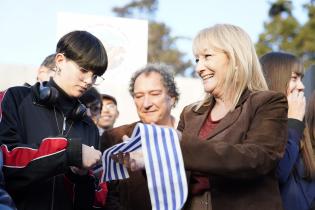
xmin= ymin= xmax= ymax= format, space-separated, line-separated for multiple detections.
xmin=56 ymin=66 xmax=61 ymax=74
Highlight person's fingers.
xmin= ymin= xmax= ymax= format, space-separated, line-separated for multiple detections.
xmin=123 ymin=153 xmax=130 ymax=166
xmin=115 ymin=152 xmax=122 ymax=164
xmin=130 ymin=159 xmax=137 ymax=171
xmin=111 ymin=154 xmax=119 ymax=162
xmin=122 ymin=135 xmax=130 ymax=142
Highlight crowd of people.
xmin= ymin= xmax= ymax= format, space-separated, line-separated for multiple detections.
xmin=0 ymin=23 xmax=314 ymax=210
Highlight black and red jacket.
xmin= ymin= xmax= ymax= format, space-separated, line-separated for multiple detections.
xmin=0 ymin=80 xmax=107 ymax=210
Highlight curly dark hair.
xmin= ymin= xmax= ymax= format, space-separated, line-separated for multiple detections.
xmin=129 ymin=63 xmax=179 ymax=107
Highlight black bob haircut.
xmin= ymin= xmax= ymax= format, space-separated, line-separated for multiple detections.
xmin=56 ymin=30 xmax=108 ymax=76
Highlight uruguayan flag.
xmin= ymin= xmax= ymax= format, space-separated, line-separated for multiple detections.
xmin=101 ymin=123 xmax=188 ymax=210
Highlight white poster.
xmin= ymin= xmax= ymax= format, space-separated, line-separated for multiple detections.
xmin=57 ymin=12 xmax=148 ymax=82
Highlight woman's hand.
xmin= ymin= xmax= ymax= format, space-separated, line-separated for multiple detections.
xmin=287 ymin=90 xmax=305 ymax=121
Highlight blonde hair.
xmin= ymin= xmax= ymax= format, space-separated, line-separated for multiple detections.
xmin=193 ymin=24 xmax=268 ymax=110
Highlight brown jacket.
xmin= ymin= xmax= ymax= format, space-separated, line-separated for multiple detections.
xmin=100 ymin=122 xmax=152 ymax=210
xmin=179 ymin=90 xmax=288 ymax=210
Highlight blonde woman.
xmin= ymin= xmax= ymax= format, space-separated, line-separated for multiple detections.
xmin=176 ymin=24 xmax=287 ymax=210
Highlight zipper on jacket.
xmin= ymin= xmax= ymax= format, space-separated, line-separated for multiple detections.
xmin=62 ymin=116 xmax=66 ymax=134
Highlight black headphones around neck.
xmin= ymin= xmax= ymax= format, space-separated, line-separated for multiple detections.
xmin=32 ymin=82 xmax=87 ymax=120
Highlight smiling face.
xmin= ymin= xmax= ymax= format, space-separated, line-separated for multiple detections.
xmin=194 ymin=48 xmax=230 ymax=98
xmin=287 ymin=72 xmax=305 ymax=95
xmin=97 ymin=99 xmax=119 ymax=129
xmin=133 ymin=72 xmax=175 ymax=126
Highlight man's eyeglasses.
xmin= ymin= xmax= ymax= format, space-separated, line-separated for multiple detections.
xmin=86 ymin=101 xmax=102 ymax=117
xmin=102 ymin=104 xmax=117 ymax=111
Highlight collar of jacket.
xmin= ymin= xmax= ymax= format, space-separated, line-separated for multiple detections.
xmin=192 ymin=89 xmax=251 ymax=115
xmin=31 ymin=79 xmax=91 ymax=124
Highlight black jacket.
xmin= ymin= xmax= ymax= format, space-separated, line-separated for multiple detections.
xmin=0 ymin=81 xmax=100 ymax=210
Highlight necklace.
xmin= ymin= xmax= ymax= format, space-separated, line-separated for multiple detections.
xmin=54 ymin=106 xmax=74 ymax=137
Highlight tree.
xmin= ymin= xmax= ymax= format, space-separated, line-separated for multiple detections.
xmin=256 ymin=0 xmax=315 ymax=67
xmin=293 ymin=2 xmax=315 ymax=66
xmin=255 ymin=0 xmax=300 ymax=56
xmin=112 ymin=0 xmax=192 ymax=75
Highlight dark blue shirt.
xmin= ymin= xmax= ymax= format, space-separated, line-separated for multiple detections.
xmin=277 ymin=119 xmax=315 ymax=210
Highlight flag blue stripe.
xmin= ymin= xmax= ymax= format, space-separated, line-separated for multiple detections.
xmin=104 ymin=146 xmax=116 ymax=180
xmin=120 ymin=135 xmax=141 ymax=152
xmin=169 ymin=128 xmax=184 ymax=204
xmin=113 ymin=161 xmax=119 ymax=179
xmin=119 ymin=163 xmax=126 ymax=178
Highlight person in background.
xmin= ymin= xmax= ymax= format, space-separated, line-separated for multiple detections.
xmin=80 ymin=87 xmax=112 ymax=209
xmin=102 ymin=63 xmax=179 ymax=210
xmin=23 ymin=53 xmax=56 ymax=87
xmin=304 ymin=91 xmax=315 ymax=209
xmin=261 ymin=51 xmax=315 ymax=210
xmin=37 ymin=53 xmax=56 ymax=82
xmin=80 ymin=87 xmax=102 ymax=125
xmin=97 ymin=94 xmax=119 ymax=135
xmin=0 ymin=30 xmax=108 ymax=210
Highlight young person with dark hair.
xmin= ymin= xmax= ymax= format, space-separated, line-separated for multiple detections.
xmin=80 ymin=87 xmax=102 ymax=124
xmin=0 ymin=30 xmax=108 ymax=210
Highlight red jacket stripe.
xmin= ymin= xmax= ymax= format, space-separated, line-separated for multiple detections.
xmin=1 ymin=138 xmax=68 ymax=168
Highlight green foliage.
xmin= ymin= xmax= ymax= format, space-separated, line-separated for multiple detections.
xmin=148 ymin=22 xmax=191 ymax=75
xmin=294 ymin=3 xmax=315 ymax=67
xmin=112 ymin=0 xmax=158 ymax=19
xmin=256 ymin=0 xmax=300 ymax=55
xmin=256 ymin=0 xmax=315 ymax=68
xmin=112 ymin=0 xmax=192 ymax=75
